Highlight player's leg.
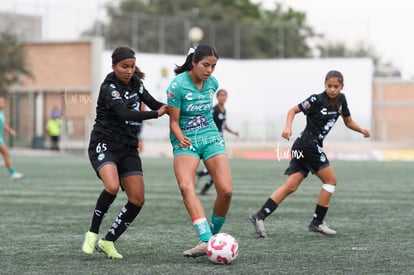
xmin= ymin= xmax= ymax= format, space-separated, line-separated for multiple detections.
xmin=199 ymin=176 xmax=214 ymax=195
xmin=249 ymin=172 xmax=305 ymax=237
xmin=0 ymin=144 xmax=24 ymax=180
xmin=97 ymin=150 xmax=144 ymax=259
xmin=195 ymin=167 xmax=209 ymax=186
xmin=249 ymin=153 xmax=307 ymax=238
xmin=309 ymin=165 xmax=337 ymax=235
xmin=83 ymin=138 xmax=121 ymax=256
xmin=196 ymin=167 xmax=209 ymax=177
xmin=97 ymin=174 xmax=144 ymax=259
xmin=174 ymin=154 xmax=211 ymax=257
xmin=204 ymin=153 xmax=232 ymax=235
xmin=82 ymin=163 xmax=119 ymax=255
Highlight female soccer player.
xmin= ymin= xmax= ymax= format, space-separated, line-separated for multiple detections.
xmin=82 ymin=46 xmax=168 ymax=259
xmin=167 ymin=45 xmax=233 ymax=257
xmin=249 ymin=70 xmax=370 ymax=237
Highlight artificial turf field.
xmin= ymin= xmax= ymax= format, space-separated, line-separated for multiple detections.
xmin=1 ymin=153 xmax=413 ymax=274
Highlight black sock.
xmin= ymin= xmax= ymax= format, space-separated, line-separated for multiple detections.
xmin=311 ymin=204 xmax=328 ymax=224
xmin=89 ymin=190 xmax=117 ymax=233
xmin=197 ymin=169 xmax=209 ymax=177
xmin=200 ymin=178 xmax=214 ymax=194
xmin=206 ymin=177 xmax=214 ymax=187
xmin=257 ymin=198 xmax=278 ymax=220
xmin=104 ymin=201 xmax=142 ymax=242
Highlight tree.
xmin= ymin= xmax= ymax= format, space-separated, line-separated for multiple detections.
xmin=0 ymin=31 xmax=32 ymax=95
xmin=82 ymin=0 xmax=317 ymax=59
xmin=317 ymin=41 xmax=401 ymax=77
xmin=81 ymin=0 xmax=401 ymax=75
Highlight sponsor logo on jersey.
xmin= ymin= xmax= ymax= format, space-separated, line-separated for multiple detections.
xmin=167 ymin=90 xmax=174 ymax=98
xmin=111 ymin=90 xmax=121 ymax=100
xmin=124 ymin=91 xmax=138 ymax=100
xmin=185 ymin=93 xmax=193 ymax=101
xmin=320 ymin=108 xmax=339 ymax=116
xmin=125 ymin=120 xmax=142 ymax=126
xmin=183 ymin=114 xmax=209 ymax=131
xmin=98 ymin=153 xmax=105 ymax=161
xmin=302 ymin=100 xmax=311 ymax=109
xmin=186 ymin=103 xmax=212 ymax=112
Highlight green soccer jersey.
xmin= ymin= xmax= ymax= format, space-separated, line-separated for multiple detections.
xmin=167 ymin=72 xmax=219 ymax=142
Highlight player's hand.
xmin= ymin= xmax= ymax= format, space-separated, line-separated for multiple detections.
xmin=9 ymin=129 xmax=16 ymax=137
xmin=361 ymin=128 xmax=370 ymax=138
xmin=281 ymin=128 xmax=291 ymax=140
xmin=180 ymin=136 xmax=192 ymax=148
xmin=157 ymin=105 xmax=168 ymax=117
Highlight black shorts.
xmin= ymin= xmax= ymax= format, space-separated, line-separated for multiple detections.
xmin=88 ymin=132 xmax=143 ymax=179
xmin=284 ymin=140 xmax=330 ymax=177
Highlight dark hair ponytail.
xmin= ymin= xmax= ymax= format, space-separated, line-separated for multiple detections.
xmin=174 ymin=54 xmax=194 ymax=75
xmin=174 ymin=44 xmax=219 ymax=75
xmin=135 ymin=66 xmax=145 ymax=79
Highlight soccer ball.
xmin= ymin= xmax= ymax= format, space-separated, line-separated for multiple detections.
xmin=207 ymin=233 xmax=239 ymax=264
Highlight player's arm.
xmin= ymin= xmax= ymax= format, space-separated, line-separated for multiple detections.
xmin=224 ymin=124 xmax=239 ymax=137
xmin=112 ymin=102 xmax=165 ymax=120
xmin=281 ymin=105 xmax=301 ymax=140
xmin=3 ymin=123 xmax=16 ymax=137
xmin=169 ymin=106 xmax=191 ymax=148
xmin=342 ymin=116 xmax=370 ymax=138
xmin=141 ymin=87 xmax=166 ymax=111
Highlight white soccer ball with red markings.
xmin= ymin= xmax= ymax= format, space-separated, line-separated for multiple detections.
xmin=207 ymin=233 xmax=239 ymax=264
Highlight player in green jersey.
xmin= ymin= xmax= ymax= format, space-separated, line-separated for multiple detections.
xmin=167 ymin=45 xmax=233 ymax=258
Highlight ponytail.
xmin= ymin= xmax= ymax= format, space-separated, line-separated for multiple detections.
xmin=174 ymin=54 xmax=194 ymax=75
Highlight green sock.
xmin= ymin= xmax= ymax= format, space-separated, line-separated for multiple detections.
xmin=210 ymin=213 xmax=226 ymax=235
xmin=193 ymin=218 xmax=212 ymax=242
xmin=8 ymin=167 xmax=16 ymax=175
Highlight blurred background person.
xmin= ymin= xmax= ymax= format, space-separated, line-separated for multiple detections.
xmin=0 ymin=96 xmax=24 ymax=180
xmin=46 ymin=107 xmax=62 ymax=150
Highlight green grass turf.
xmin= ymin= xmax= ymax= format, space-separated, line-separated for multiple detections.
xmin=1 ymin=154 xmax=413 ymax=274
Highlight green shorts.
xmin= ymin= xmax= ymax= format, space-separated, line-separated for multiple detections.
xmin=171 ymin=134 xmax=227 ymax=161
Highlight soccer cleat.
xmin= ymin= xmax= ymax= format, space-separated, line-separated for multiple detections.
xmin=82 ymin=231 xmax=98 ymax=255
xmin=249 ymin=213 xmax=267 ymax=237
xmin=183 ymin=242 xmax=208 ymax=258
xmin=96 ymin=239 xmax=123 ymax=259
xmin=308 ymin=221 xmax=337 ymax=235
xmin=11 ymin=172 xmax=24 ymax=180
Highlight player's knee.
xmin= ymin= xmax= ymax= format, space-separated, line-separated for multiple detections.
xmin=105 ymin=186 xmax=119 ymax=195
xmin=178 ymin=180 xmax=195 ymax=196
xmin=216 ymin=185 xmax=232 ymax=202
xmin=129 ymin=195 xmax=145 ymax=206
xmin=322 ymin=183 xmax=335 ymax=194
